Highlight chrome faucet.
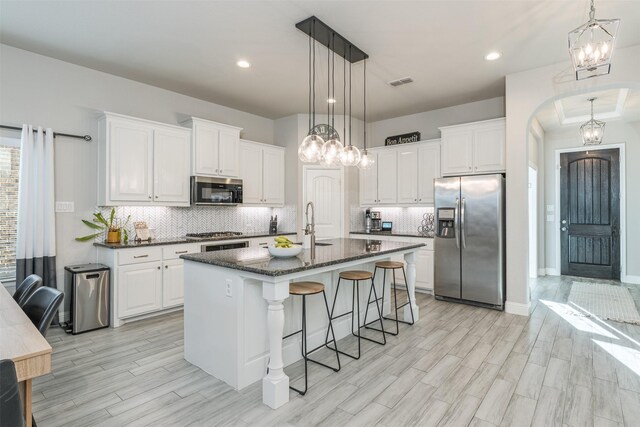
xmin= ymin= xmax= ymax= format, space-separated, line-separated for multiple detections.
xmin=305 ymin=201 xmax=316 ymax=259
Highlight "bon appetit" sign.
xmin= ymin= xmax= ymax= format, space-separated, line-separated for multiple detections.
xmin=384 ymin=131 xmax=421 ymax=146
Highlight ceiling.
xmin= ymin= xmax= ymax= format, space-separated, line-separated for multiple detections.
xmin=535 ymin=88 xmax=640 ymax=131
xmin=1 ymin=1 xmax=640 ymax=121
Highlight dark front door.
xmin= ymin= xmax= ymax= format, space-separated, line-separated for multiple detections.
xmin=560 ymin=148 xmax=620 ymax=279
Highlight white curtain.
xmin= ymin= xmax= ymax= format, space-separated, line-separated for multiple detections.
xmin=16 ymin=125 xmax=57 ymax=291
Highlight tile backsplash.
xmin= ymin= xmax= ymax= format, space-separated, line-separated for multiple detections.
xmin=350 ymin=206 xmax=435 ymax=234
xmin=99 ymin=205 xmax=296 ymax=238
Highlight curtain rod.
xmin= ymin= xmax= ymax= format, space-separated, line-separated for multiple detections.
xmin=0 ymin=124 xmax=92 ymax=142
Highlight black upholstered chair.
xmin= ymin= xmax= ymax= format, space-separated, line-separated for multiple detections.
xmin=13 ymin=274 xmax=42 ymax=307
xmin=0 ymin=359 xmax=25 ymax=427
xmin=22 ymin=287 xmax=64 ymax=337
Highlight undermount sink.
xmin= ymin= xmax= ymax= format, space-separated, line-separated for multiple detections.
xmin=293 ymin=242 xmax=333 ymax=247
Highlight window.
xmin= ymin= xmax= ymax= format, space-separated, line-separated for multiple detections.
xmin=0 ymin=137 xmax=20 ymax=281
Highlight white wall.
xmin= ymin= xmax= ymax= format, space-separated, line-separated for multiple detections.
xmin=543 ymin=121 xmax=640 ymax=280
xmin=369 ymin=97 xmax=505 ymax=147
xmin=0 ymin=44 xmax=276 ymax=296
xmin=505 ymin=44 xmax=640 ymax=315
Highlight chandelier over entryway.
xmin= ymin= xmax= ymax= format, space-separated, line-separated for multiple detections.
xmin=296 ymin=16 xmax=369 ymax=167
xmin=568 ymin=0 xmax=620 ymax=80
xmin=581 ymin=98 xmax=605 ymax=145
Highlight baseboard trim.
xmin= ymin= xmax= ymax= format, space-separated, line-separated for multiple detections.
xmin=622 ymin=275 xmax=640 ymax=285
xmin=505 ymin=300 xmax=532 ymax=317
xmin=546 ymin=268 xmax=560 ymax=276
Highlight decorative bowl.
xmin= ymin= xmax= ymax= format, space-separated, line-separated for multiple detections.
xmin=267 ymin=245 xmax=303 ymax=258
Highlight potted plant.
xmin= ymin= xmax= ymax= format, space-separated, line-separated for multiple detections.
xmin=76 ymin=208 xmax=131 ymax=243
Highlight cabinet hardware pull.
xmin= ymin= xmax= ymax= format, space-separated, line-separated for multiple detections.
xmin=157 ymin=266 xmax=161 ymax=270
xmin=148 ymin=195 xmax=152 ymax=199
xmin=155 ymin=195 xmax=158 ymax=198
xmin=165 ymin=265 xmax=168 ymax=269
xmin=175 ymin=250 xmax=188 ymax=254
xmin=133 ymin=255 xmax=149 ymax=258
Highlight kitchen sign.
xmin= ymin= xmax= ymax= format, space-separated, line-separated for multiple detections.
xmin=384 ymin=131 xmax=421 ymax=146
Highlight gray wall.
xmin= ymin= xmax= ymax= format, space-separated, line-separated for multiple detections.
xmin=543 ymin=121 xmax=640 ymax=279
xmin=369 ymin=97 xmax=505 ymax=147
xmin=0 ymin=44 xmax=276 ymax=296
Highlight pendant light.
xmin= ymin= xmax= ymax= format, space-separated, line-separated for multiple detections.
xmin=340 ymin=46 xmax=361 ymax=167
xmin=568 ymin=0 xmax=620 ymax=80
xmin=581 ymin=97 xmax=605 ymax=145
xmin=358 ymin=58 xmax=374 ymax=170
xmin=298 ymin=19 xmax=324 ymax=163
xmin=320 ymin=33 xmax=343 ymax=166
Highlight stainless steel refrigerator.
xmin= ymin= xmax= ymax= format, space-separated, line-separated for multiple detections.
xmin=434 ymin=174 xmax=505 ymax=310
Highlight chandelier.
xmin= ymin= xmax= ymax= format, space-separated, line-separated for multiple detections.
xmin=580 ymin=98 xmax=605 ymax=145
xmin=296 ymin=17 xmax=369 ymax=167
xmin=568 ymin=0 xmax=620 ymax=80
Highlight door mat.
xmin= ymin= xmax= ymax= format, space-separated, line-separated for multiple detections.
xmin=569 ymin=282 xmax=640 ymax=325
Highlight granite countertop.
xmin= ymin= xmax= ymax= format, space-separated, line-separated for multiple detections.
xmin=93 ymin=232 xmax=297 ymax=249
xmin=180 ymin=237 xmax=425 ymax=277
xmin=350 ymin=230 xmax=434 ymax=239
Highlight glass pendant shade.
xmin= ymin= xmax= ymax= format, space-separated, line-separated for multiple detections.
xmin=568 ymin=0 xmax=620 ymax=80
xmin=340 ymin=145 xmax=361 ymax=167
xmin=581 ymin=98 xmax=605 ymax=146
xmin=320 ymin=138 xmax=344 ymax=166
xmin=357 ymin=150 xmax=375 ymax=170
xmin=298 ymin=134 xmax=325 ymax=163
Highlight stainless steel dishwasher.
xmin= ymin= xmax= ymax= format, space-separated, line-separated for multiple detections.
xmin=65 ymin=264 xmax=110 ymax=334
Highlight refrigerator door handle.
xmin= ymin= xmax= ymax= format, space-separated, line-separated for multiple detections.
xmin=454 ymin=197 xmax=460 ymax=249
xmin=461 ymin=197 xmax=467 ymax=248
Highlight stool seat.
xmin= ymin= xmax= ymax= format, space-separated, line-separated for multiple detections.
xmin=290 ymin=281 xmax=325 ymax=295
xmin=339 ymin=270 xmax=373 ymax=280
xmin=375 ymin=261 xmax=404 ymax=269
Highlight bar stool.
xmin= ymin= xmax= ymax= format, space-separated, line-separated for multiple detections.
xmin=364 ymin=261 xmax=415 ymax=336
xmin=283 ymin=281 xmax=340 ymax=395
xmin=325 ymin=270 xmax=386 ymax=360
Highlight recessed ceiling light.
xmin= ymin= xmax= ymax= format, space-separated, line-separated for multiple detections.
xmin=327 ymin=98 xmax=337 ymax=103
xmin=236 ymin=60 xmax=251 ymax=68
xmin=484 ymin=51 xmax=502 ymax=61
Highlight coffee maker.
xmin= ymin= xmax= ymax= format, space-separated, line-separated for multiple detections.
xmin=370 ymin=211 xmax=382 ymax=231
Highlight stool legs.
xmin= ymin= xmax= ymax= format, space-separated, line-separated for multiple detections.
xmin=284 ymin=290 xmax=340 ymax=396
xmin=364 ymin=266 xmax=415 ymax=337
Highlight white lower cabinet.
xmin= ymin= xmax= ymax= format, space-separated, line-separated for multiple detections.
xmin=118 ymin=261 xmax=163 ymax=318
xmin=162 ymin=258 xmax=185 ymax=308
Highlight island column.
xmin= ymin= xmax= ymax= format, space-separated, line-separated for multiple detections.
xmin=262 ymin=279 xmax=290 ymax=409
xmin=404 ymin=251 xmax=420 ymax=322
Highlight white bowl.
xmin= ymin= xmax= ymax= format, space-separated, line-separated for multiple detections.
xmin=267 ymin=245 xmax=303 ymax=258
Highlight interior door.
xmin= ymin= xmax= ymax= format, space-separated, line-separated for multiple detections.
xmin=304 ymin=168 xmax=342 ymax=238
xmin=560 ymin=149 xmax=620 ymax=279
xmin=460 ymin=174 xmax=504 ymax=306
xmin=153 ymin=128 xmax=190 ymax=203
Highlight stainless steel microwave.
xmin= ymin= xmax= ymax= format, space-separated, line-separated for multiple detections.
xmin=191 ymin=176 xmax=243 ymax=205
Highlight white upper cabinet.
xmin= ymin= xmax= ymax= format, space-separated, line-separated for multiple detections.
xmin=396 ymin=145 xmax=419 ymax=204
xmin=417 ymin=141 xmax=441 ymax=205
xmin=153 ymin=127 xmax=191 ymax=204
xmin=359 ymin=151 xmax=378 ymax=205
xmin=184 ymin=117 xmax=242 ymax=177
xmin=239 ymin=139 xmax=285 ymax=206
xmin=440 ymin=118 xmax=505 ymax=176
xmin=98 ymin=113 xmax=191 ymax=206
xmin=376 ymin=149 xmax=397 ymax=204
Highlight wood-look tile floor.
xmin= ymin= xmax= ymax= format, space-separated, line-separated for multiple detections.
xmin=34 ymin=275 xmax=640 ymax=426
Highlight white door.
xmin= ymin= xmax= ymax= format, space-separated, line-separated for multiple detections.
xmin=441 ymin=129 xmax=473 ymax=175
xmin=153 ymin=128 xmax=191 ymax=203
xmin=418 ymin=143 xmax=441 ymax=204
xmin=193 ymin=123 xmax=219 ymax=176
xmin=262 ymin=146 xmax=285 ymax=205
xmin=473 ymin=125 xmax=506 ymax=173
xmin=239 ymin=142 xmax=263 ymax=204
xmin=304 ymin=168 xmax=342 ymax=238
xmin=218 ymin=130 xmax=239 ymax=177
xmin=396 ymin=145 xmax=418 ymax=204
xmin=163 ymin=259 xmax=185 ymax=308
xmin=118 ymin=262 xmax=163 ymax=318
xmin=359 ymin=151 xmax=378 ymax=205
xmin=109 ymin=120 xmax=153 ymax=202
xmin=377 ymin=150 xmax=397 ymax=204
xmin=528 ymin=167 xmax=538 ymax=279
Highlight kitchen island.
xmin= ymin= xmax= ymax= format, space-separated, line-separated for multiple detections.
xmin=181 ymin=238 xmax=424 ymax=409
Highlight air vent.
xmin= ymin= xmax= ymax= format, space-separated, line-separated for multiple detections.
xmin=388 ymin=77 xmax=414 ymax=87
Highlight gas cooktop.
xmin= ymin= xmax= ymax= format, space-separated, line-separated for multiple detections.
xmin=185 ymin=231 xmax=243 ymax=241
